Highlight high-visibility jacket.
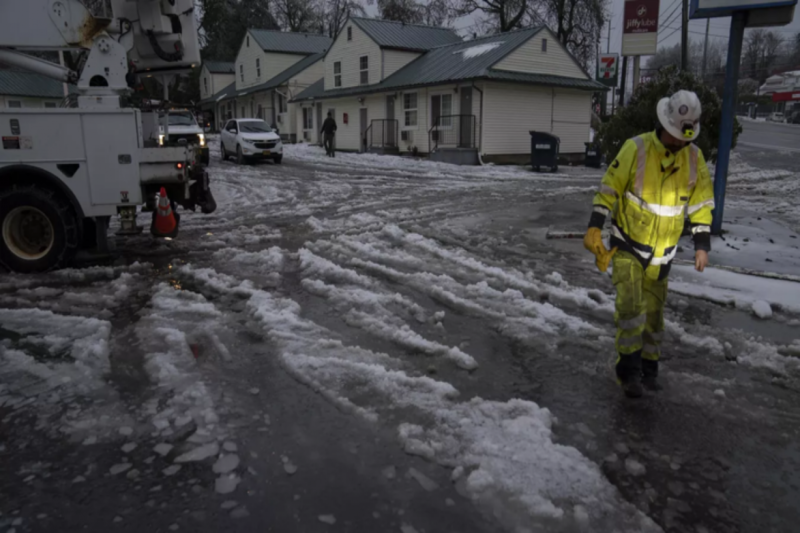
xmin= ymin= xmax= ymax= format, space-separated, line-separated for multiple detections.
xmin=589 ymin=131 xmax=715 ymax=276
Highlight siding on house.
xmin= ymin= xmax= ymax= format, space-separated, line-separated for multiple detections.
xmin=298 ymin=83 xmax=485 ymax=154
xmin=324 ymin=23 xmax=381 ymax=90
xmin=200 ymin=65 xmax=235 ymax=100
xmin=493 ymin=29 xmax=587 ymax=80
xmin=283 ymin=60 xmax=325 ymax=139
xmin=481 ymin=82 xmax=589 ymax=155
xmin=236 ymin=32 xmax=306 ymax=90
xmin=382 ymin=50 xmax=420 ymax=80
xmin=550 ymin=89 xmax=591 ymax=153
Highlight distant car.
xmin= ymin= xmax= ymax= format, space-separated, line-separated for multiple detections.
xmin=220 ymin=119 xmax=283 ymax=165
xmin=767 ymin=112 xmax=785 ymax=122
xmin=789 ymin=111 xmax=800 ymax=124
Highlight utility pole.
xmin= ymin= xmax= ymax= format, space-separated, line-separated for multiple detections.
xmin=619 ymin=56 xmax=629 ymax=107
xmin=701 ymin=18 xmax=710 ymax=80
xmin=633 ymin=56 xmax=641 ymax=92
xmin=681 ymin=0 xmax=689 ymax=70
xmin=606 ymin=21 xmax=613 ymax=115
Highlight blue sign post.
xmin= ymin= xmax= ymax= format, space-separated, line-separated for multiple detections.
xmin=711 ymin=11 xmax=746 ymax=235
xmin=689 ymin=0 xmax=798 ymax=235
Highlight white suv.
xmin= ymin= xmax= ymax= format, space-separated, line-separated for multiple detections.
xmin=221 ymin=119 xmax=283 ymax=165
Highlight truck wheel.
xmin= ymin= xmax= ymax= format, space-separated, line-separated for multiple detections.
xmin=273 ymin=155 xmax=283 ymax=165
xmin=236 ymin=145 xmax=245 ymax=165
xmin=0 ymin=184 xmax=79 ymax=273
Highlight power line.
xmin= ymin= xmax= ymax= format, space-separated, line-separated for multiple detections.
xmin=659 ymin=0 xmax=682 ymax=29
xmin=659 ymin=0 xmax=681 ymax=25
xmin=658 ymin=25 xmax=681 ymax=44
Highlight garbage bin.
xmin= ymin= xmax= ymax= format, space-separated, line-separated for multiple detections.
xmin=584 ymin=142 xmax=601 ymax=168
xmin=529 ymin=131 xmax=559 ymax=172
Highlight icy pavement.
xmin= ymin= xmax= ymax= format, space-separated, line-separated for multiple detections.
xmin=2 ymin=139 xmax=799 ymax=532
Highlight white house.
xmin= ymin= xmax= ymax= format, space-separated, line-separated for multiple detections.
xmin=199 ymin=30 xmax=331 ymax=141
xmin=0 ymin=68 xmax=70 ymax=109
xmin=199 ymin=61 xmax=235 ymax=102
xmin=291 ymin=18 xmax=606 ymax=164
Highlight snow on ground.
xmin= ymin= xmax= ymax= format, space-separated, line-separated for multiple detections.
xmin=3 ymin=137 xmax=800 ymax=530
xmin=670 ymin=265 xmax=800 ymax=316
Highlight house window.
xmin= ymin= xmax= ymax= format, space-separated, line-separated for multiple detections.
xmin=334 ymin=62 xmax=341 ymax=88
xmin=347 ymin=27 xmax=352 ymax=41
xmin=7 ymin=100 xmax=21 ymax=108
xmin=541 ymin=38 xmax=547 ymax=52
xmin=359 ymin=56 xmax=368 ymax=85
xmin=239 ymin=64 xmax=244 ymax=82
xmin=44 ymin=102 xmax=57 ymax=108
xmin=431 ymin=94 xmax=452 ymax=127
xmin=203 ymin=77 xmax=208 ymax=93
xmin=256 ymin=58 xmax=261 ymax=78
xmin=241 ymin=106 xmax=245 ymax=117
xmin=257 ymin=104 xmax=263 ymax=119
xmin=303 ymin=107 xmax=313 ymax=130
xmin=277 ymin=93 xmax=287 ymax=113
xmin=403 ymin=93 xmax=417 ymax=127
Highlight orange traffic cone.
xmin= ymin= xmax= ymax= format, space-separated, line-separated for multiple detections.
xmin=151 ymin=187 xmax=178 ymax=238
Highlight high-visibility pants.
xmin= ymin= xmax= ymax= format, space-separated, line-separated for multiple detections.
xmin=611 ymin=251 xmax=668 ymax=379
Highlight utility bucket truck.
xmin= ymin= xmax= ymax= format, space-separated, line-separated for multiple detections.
xmin=0 ymin=0 xmax=216 ymax=273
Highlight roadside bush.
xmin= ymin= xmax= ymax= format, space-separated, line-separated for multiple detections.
xmin=595 ymin=66 xmax=742 ymax=164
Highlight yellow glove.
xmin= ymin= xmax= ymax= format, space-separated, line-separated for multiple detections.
xmin=583 ymin=227 xmax=618 ymax=273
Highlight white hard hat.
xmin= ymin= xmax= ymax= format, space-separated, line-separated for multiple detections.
xmin=657 ymin=90 xmax=701 ymax=141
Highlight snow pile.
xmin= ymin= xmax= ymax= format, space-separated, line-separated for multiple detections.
xmin=134 ymin=283 xmax=227 ymax=440
xmin=177 ymin=265 xmax=656 ymax=530
xmin=670 ymin=265 xmax=800 ymax=316
xmin=751 ymin=300 xmax=773 ymax=319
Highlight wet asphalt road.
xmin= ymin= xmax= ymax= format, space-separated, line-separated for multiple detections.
xmin=2 ymin=141 xmax=800 ymax=533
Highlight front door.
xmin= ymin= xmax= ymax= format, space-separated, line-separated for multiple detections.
xmin=360 ymin=108 xmax=368 ymax=153
xmin=386 ymin=96 xmax=396 ymax=147
xmin=459 ymin=87 xmax=473 ymax=148
xmin=316 ymin=103 xmax=323 ymax=145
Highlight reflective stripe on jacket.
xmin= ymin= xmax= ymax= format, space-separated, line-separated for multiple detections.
xmin=592 ymin=131 xmax=714 ymax=269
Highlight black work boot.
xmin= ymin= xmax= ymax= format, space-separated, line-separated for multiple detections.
xmin=642 ymin=359 xmax=661 ymax=391
xmin=616 ymin=352 xmax=644 ymax=399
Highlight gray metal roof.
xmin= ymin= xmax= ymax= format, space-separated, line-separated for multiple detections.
xmin=198 ymin=81 xmax=237 ymax=106
xmin=0 ymin=69 xmax=73 ymax=98
xmin=249 ymin=30 xmax=332 ymax=55
xmin=350 ymin=17 xmax=462 ymax=51
xmin=199 ymin=53 xmax=325 ymax=106
xmin=203 ymin=61 xmax=234 ymax=74
xmin=292 ymin=27 xmax=606 ymax=102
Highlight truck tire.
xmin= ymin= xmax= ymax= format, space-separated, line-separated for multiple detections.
xmin=0 ymin=184 xmax=79 ymax=273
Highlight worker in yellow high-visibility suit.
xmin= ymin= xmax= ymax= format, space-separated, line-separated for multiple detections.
xmin=584 ymin=90 xmax=715 ymax=398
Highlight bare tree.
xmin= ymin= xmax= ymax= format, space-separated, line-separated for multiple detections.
xmin=378 ymin=0 xmax=424 ymax=23
xmin=458 ymin=0 xmax=527 ymax=33
xmin=321 ymin=0 xmax=367 ymax=37
xmin=743 ymin=29 xmax=784 ymax=83
xmin=273 ymin=0 xmax=320 ymax=32
xmin=528 ymin=0 xmax=607 ymax=68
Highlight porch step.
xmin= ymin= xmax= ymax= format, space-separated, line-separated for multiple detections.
xmin=429 ymin=148 xmax=479 ymax=166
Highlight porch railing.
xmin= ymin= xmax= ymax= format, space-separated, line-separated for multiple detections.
xmin=428 ymin=114 xmax=477 ymax=151
xmin=366 ymin=119 xmax=399 ymax=149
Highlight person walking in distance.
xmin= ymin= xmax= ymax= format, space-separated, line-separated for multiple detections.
xmin=321 ymin=112 xmax=337 ymax=157
xmin=584 ymin=90 xmax=715 ymax=398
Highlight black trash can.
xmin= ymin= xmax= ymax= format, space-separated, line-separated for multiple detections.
xmin=529 ymin=131 xmax=559 ymax=172
xmin=584 ymin=142 xmax=601 ymax=168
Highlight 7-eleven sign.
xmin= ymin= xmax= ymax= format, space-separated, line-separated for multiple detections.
xmin=597 ymin=53 xmax=619 ymax=87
